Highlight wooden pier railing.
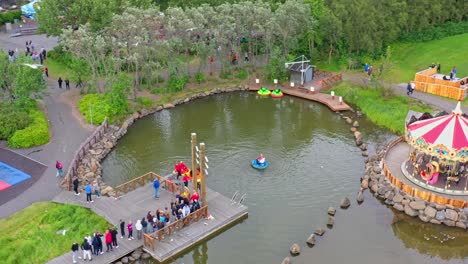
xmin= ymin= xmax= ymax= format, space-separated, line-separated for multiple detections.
xmin=113 ymin=171 xmax=184 ymax=198
xmin=143 ymin=205 xmax=209 ymax=250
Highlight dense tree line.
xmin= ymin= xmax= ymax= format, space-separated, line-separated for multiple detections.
xmin=38 ymin=0 xmax=467 ymax=62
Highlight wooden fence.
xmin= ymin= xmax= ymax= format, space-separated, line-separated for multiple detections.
xmin=113 ymin=171 xmax=185 ymax=198
xmin=143 ymin=205 xmax=209 ymax=250
xmin=66 ymin=119 xmax=109 ymax=191
xmin=382 ymin=137 xmax=468 ymax=208
xmin=414 ymin=68 xmax=468 ymax=100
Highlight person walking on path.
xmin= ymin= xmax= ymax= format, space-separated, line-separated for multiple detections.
xmin=452 ymin=66 xmax=458 ymax=80
xmin=65 ymin=79 xmax=70 ymax=90
xmin=119 ymin=219 xmax=125 ymax=239
xmin=437 ymin=63 xmax=441 ymax=73
xmin=81 ymin=239 xmax=92 ymax=261
xmin=58 ymin=77 xmax=63 ymax=89
xmin=127 ymin=220 xmax=134 ymax=240
xmin=71 ymin=241 xmax=80 ymax=263
xmin=72 ymin=177 xmax=80 ymax=195
xmin=153 ymin=178 xmax=160 ymax=199
xmin=406 ymin=82 xmax=414 ymax=96
xmin=55 ymin=161 xmax=63 ymax=177
xmin=105 ymin=230 xmax=113 ymax=252
xmin=44 ymin=67 xmax=48 ymax=78
xmin=93 ymin=181 xmax=101 ymax=198
xmin=85 ymin=182 xmax=93 ymax=203
xmin=110 ymin=226 xmax=119 ymax=248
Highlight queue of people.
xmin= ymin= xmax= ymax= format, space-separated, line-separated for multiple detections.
xmin=71 ymin=227 xmax=119 ymax=263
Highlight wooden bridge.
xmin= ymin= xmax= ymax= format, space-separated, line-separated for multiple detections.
xmin=48 ymin=172 xmax=248 ymax=264
xmin=249 ymin=85 xmax=351 ymax=111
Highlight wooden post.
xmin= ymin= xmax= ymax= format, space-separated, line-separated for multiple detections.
xmin=191 ymin=133 xmax=197 ymax=191
xmin=199 ymin=143 xmax=207 ymax=206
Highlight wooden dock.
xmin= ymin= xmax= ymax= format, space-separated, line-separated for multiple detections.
xmin=48 ymin=180 xmax=247 ymax=264
xmin=249 ymin=86 xmax=351 ymax=111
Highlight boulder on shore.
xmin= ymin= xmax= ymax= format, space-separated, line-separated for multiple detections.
xmin=290 ymin=243 xmax=301 ymax=255
xmin=340 ymin=197 xmax=351 ymax=209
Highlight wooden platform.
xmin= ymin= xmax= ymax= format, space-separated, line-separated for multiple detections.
xmin=249 ymin=86 xmax=351 ymax=111
xmin=48 ymin=183 xmax=247 ymax=264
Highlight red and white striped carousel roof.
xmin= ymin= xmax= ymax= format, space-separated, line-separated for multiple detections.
xmin=407 ymin=102 xmax=468 ymax=151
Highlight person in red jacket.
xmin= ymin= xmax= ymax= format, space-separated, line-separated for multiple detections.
xmin=174 ymin=161 xmax=189 ymax=179
xmin=105 ymin=230 xmax=113 ymax=252
xmin=190 ymin=191 xmax=199 ymax=202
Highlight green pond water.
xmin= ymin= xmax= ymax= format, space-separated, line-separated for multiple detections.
xmin=102 ymin=92 xmax=468 ymax=264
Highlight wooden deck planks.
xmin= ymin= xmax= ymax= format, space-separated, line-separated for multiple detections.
xmin=49 ymin=182 xmax=247 ymax=264
xmin=249 ymin=86 xmax=351 ymax=111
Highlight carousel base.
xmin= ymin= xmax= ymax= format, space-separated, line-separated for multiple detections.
xmin=401 ymin=161 xmax=468 ymax=196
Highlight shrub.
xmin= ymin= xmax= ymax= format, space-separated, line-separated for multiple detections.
xmin=219 ymin=69 xmax=232 ymax=79
xmin=0 ymin=104 xmax=32 ymax=140
xmin=236 ymin=69 xmax=248 ymax=80
xmin=166 ymin=74 xmax=189 ymax=92
xmin=136 ymin=96 xmax=153 ymax=107
xmin=0 ymin=10 xmax=22 ymax=25
xmin=78 ymin=94 xmax=110 ymax=124
xmin=8 ymin=108 xmax=50 ymax=148
xmin=194 ymin=72 xmax=205 ymax=84
xmin=399 ymin=22 xmax=468 ymax=43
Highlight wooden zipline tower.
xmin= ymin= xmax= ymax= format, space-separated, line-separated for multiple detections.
xmin=191 ymin=132 xmax=207 ymax=206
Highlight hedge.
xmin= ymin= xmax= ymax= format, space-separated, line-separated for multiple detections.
xmin=8 ymin=107 xmax=50 ymax=148
xmin=0 ymin=10 xmax=22 ymax=25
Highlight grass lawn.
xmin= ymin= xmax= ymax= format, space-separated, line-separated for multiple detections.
xmin=389 ymin=33 xmax=468 ymax=83
xmin=331 ymin=82 xmax=433 ymax=135
xmin=45 ymin=57 xmax=73 ymax=79
xmin=0 ymin=202 xmax=109 ymax=264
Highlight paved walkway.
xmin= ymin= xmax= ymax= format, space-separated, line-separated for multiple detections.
xmin=0 ymin=34 xmax=93 ymax=219
xmin=343 ymin=73 xmax=468 ymax=113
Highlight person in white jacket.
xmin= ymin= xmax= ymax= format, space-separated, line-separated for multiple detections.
xmin=135 ymin=220 xmax=143 ymax=240
xmin=182 ymin=204 xmax=191 ymax=217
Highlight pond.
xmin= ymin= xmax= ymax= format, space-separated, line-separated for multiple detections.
xmin=102 ymin=92 xmax=468 ymax=264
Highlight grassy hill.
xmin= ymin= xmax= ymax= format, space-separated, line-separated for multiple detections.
xmin=390 ymin=33 xmax=468 ymax=83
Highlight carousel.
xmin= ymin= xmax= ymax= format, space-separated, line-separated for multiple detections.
xmin=404 ymin=101 xmax=468 ymax=194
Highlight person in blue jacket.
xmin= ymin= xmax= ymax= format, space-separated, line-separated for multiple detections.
xmin=85 ymin=182 xmax=93 ymax=203
xmin=153 ymin=178 xmax=160 ymax=199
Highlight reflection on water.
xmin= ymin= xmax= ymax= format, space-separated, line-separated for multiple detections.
xmin=392 ymin=212 xmax=468 ymax=260
xmin=102 ymin=92 xmax=467 ymax=264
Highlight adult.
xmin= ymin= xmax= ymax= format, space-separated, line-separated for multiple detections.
xmin=58 ymin=77 xmax=63 ymax=89
xmin=71 ymin=241 xmax=80 ymax=263
xmin=55 ymin=161 xmax=63 ymax=177
xmin=80 ymin=239 xmax=92 ymax=261
xmin=105 ymin=230 xmax=113 ymax=252
xmin=437 ymin=63 xmax=441 ymax=73
xmin=91 ymin=234 xmax=100 ymax=256
xmin=44 ymin=67 xmax=49 ymax=78
xmin=119 ymin=219 xmax=125 ymax=239
xmin=364 ymin=63 xmax=369 ymax=72
xmin=65 ymin=79 xmax=70 ymax=89
xmin=110 ymin=226 xmax=119 ymax=248
xmin=452 ymin=66 xmax=457 ymax=80
xmin=84 ymin=182 xmax=93 ymax=203
xmin=190 ymin=191 xmax=199 ymax=202
xmin=141 ymin=217 xmax=148 ymax=233
xmin=72 ymin=177 xmax=80 ymax=195
xmin=153 ymin=177 xmax=160 ymax=199
xmin=182 ymin=174 xmax=190 ymax=187
xmin=95 ymin=231 xmax=103 ymax=255
xmin=84 ymin=234 xmax=92 ymax=245
xmin=93 ymin=181 xmax=101 ymax=198
xmin=135 ymin=219 xmax=143 ymax=240
xmin=127 ymin=220 xmax=134 ymax=240
xmin=182 ymin=203 xmax=191 ymax=217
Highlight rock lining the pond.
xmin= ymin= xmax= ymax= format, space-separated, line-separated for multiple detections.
xmin=328 ymin=207 xmax=336 ymax=216
xmin=340 ymin=197 xmax=350 ymax=209
xmin=314 ymin=228 xmax=325 ymax=236
xmin=364 ymin=151 xmax=468 ymax=229
xmin=306 ymin=234 xmax=316 ymax=246
xmin=281 ymin=257 xmax=291 ymax=264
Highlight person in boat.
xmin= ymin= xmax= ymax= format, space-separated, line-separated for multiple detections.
xmin=257 ymin=153 xmax=266 ymax=165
